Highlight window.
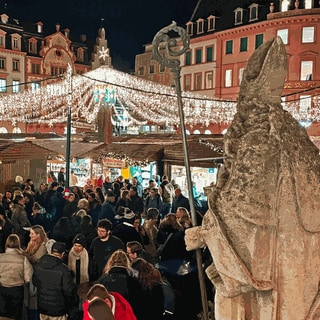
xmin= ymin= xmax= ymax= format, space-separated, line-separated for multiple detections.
xmin=226 ymin=40 xmax=233 ymax=54
xmin=29 ymin=39 xmax=37 ymax=53
xmin=0 ymin=35 xmax=4 ymax=47
xmin=0 ymin=78 xmax=6 ymax=92
xmin=255 ymin=34 xmax=263 ymax=48
xmin=240 ymin=37 xmax=248 ymax=52
xmin=31 ymin=82 xmax=40 ymax=93
xmin=196 ymin=49 xmax=202 ymax=64
xmin=234 ymin=8 xmax=243 ymax=25
xmin=249 ymin=4 xmax=258 ymax=21
xmin=277 ymin=29 xmax=288 ymax=45
xmin=0 ymin=57 xmax=5 ymax=69
xmin=185 ymin=51 xmax=191 ymax=66
xmin=302 ymin=27 xmax=314 ymax=43
xmin=0 ymin=127 xmax=8 ymax=133
xmin=195 ymin=73 xmax=202 ymax=90
xmin=13 ymin=37 xmax=18 ymax=49
xmin=305 ymin=0 xmax=312 ymax=9
xmin=184 ymin=74 xmax=191 ymax=91
xmin=197 ymin=19 xmax=204 ymax=34
xmin=225 ymin=69 xmax=232 ymax=87
xmin=12 ymin=80 xmax=19 ymax=93
xmin=77 ymin=49 xmax=84 ymax=62
xmin=149 ymin=65 xmax=154 ymax=74
xmin=31 ymin=63 xmax=40 ymax=74
xmin=239 ymin=68 xmax=245 ymax=84
xmin=205 ymin=71 xmax=213 ymax=89
xmin=138 ymin=67 xmax=144 ymax=76
xmin=12 ymin=60 xmax=19 ymax=71
xmin=207 ymin=16 xmax=215 ymax=31
xmin=186 ymin=22 xmax=193 ymax=36
xmin=300 ymin=61 xmax=313 ymax=80
xmin=159 ymin=64 xmax=165 ymax=73
xmin=206 ymin=46 xmax=213 ymax=62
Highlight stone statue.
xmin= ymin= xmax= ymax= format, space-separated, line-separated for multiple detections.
xmin=185 ymin=37 xmax=320 ymax=319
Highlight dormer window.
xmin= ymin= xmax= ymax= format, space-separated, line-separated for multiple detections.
xmin=28 ymin=38 xmax=37 ymax=54
xmin=37 ymin=22 xmax=43 ymax=33
xmin=281 ymin=0 xmax=290 ymax=12
xmin=305 ymin=0 xmax=313 ymax=9
xmin=234 ymin=8 xmax=244 ymax=25
xmin=207 ymin=15 xmax=216 ymax=32
xmin=77 ymin=48 xmax=84 ymax=62
xmin=249 ymin=3 xmax=259 ymax=22
xmin=196 ymin=18 xmax=204 ymax=34
xmin=11 ymin=33 xmax=21 ymax=51
xmin=186 ymin=21 xmax=194 ymax=36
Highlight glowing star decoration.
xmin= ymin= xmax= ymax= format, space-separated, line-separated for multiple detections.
xmin=99 ymin=46 xmax=110 ymax=61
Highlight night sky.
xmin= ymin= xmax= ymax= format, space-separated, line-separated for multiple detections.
xmin=2 ymin=0 xmax=197 ymax=70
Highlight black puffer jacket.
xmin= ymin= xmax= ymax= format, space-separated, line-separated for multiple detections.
xmin=32 ymin=254 xmax=79 ymax=318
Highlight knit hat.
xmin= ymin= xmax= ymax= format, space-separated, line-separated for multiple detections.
xmin=73 ymin=233 xmax=86 ymax=248
xmin=15 ymin=175 xmax=23 ymax=183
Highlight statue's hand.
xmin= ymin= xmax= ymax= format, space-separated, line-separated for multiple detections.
xmin=185 ymin=226 xmax=205 ymax=250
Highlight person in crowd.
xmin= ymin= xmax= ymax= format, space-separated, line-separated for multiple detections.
xmin=72 ymin=185 xmax=85 ymax=200
xmin=24 ymin=225 xmax=49 ymax=320
xmin=115 ymin=175 xmax=124 ymax=189
xmin=70 ymin=170 xmax=79 ymax=188
xmin=142 ymin=208 xmax=160 ymax=261
xmin=79 ymin=214 xmax=97 ymax=249
xmin=88 ymin=297 xmax=115 ymax=320
xmin=95 ymin=186 xmax=105 ymax=205
xmin=112 ymin=182 xmax=121 ymax=202
xmin=35 ymin=183 xmax=48 ymax=208
xmin=113 ymin=209 xmax=144 ymax=247
xmin=126 ymin=241 xmax=154 ymax=264
xmin=48 ymin=171 xmax=57 ymax=183
xmin=99 ymin=193 xmax=117 ymax=226
xmin=130 ymin=258 xmax=164 ymax=320
xmin=52 ymin=216 xmax=75 ymax=250
xmin=97 ymin=249 xmax=140 ymax=304
xmin=115 ymin=189 xmax=129 ymax=214
xmin=172 ymin=187 xmax=190 ymax=213
xmin=82 ymin=283 xmax=136 ymax=320
xmin=2 ymin=190 xmax=13 ymax=218
xmin=0 ymin=234 xmax=33 ymax=320
xmin=63 ymin=192 xmax=79 ymax=218
xmin=87 ymin=192 xmax=102 ymax=227
xmin=0 ymin=206 xmax=13 ymax=253
xmin=67 ymin=233 xmax=89 ymax=287
xmin=77 ymin=197 xmax=90 ymax=214
xmin=88 ymin=219 xmax=125 ymax=281
xmin=13 ymin=175 xmax=25 ymax=191
xmin=175 ymin=206 xmax=193 ymax=229
xmin=83 ymin=179 xmax=94 ymax=193
xmin=133 ymin=214 xmax=150 ymax=248
xmin=122 ymin=179 xmax=132 ymax=192
xmin=131 ymin=177 xmax=143 ymax=198
xmin=42 ymin=181 xmax=60 ymax=231
xmin=158 ymin=175 xmax=175 ymax=219
xmin=144 ymin=187 xmax=163 ymax=213
xmin=103 ymin=176 xmax=113 ymax=196
xmin=58 ymin=167 xmax=65 ymax=186
xmin=25 ymin=178 xmax=36 ymax=195
xmin=105 ymin=192 xmax=117 ymax=210
xmin=127 ymin=186 xmax=144 ymax=216
xmin=32 ymin=241 xmax=80 ymax=320
xmin=96 ymin=175 xmax=104 ymax=189
xmin=142 ymin=179 xmax=157 ymax=204
xmin=23 ymin=183 xmax=36 ymax=221
xmin=11 ymin=194 xmax=32 ymax=249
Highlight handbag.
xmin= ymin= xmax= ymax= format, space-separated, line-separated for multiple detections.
xmin=156 ymin=233 xmax=173 ymax=257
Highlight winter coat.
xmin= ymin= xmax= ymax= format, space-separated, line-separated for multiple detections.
xmin=32 ymin=254 xmax=78 ymax=318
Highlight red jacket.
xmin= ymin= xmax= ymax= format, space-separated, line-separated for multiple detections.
xmin=82 ymin=291 xmax=136 ymax=320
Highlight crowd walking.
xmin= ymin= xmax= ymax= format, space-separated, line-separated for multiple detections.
xmin=0 ymin=174 xmax=213 ymax=320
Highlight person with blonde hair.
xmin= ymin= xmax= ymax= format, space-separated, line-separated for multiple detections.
xmin=97 ymin=249 xmax=140 ymax=304
xmin=0 ymin=234 xmax=33 ymax=319
xmin=175 ymin=207 xmax=192 ymax=229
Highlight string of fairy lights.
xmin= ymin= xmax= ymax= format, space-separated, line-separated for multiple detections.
xmin=0 ymin=65 xmax=319 ymax=129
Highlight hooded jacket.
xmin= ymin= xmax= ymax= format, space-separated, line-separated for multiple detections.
xmin=32 ymin=253 xmax=78 ymax=317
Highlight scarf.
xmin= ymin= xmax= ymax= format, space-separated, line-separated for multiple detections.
xmin=68 ymin=247 xmax=89 ymax=284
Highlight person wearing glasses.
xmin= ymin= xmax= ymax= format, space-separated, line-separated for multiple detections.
xmin=88 ymin=219 xmax=125 ymax=281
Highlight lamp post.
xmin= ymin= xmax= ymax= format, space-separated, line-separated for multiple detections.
xmin=65 ymin=63 xmax=72 ymax=191
xmin=152 ymin=22 xmax=209 ymax=320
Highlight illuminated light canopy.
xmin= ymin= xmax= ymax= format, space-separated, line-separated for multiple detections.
xmin=0 ymin=66 xmax=319 ymax=127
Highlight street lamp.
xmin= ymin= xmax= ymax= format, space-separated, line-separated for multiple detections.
xmin=152 ymin=21 xmax=209 ymax=320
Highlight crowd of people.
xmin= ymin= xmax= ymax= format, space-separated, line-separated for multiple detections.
xmin=0 ymin=173 xmax=214 ymax=320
